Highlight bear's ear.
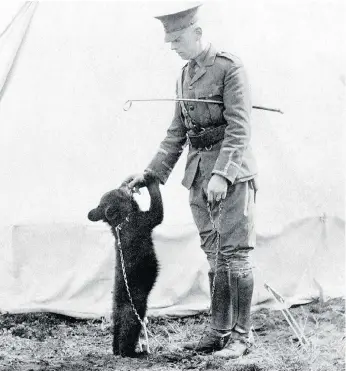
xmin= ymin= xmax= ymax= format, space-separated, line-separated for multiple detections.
xmin=88 ymin=207 xmax=103 ymax=222
xmin=105 ymin=205 xmax=118 ymax=221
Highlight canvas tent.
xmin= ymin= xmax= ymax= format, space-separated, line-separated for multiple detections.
xmin=0 ymin=1 xmax=344 ymax=318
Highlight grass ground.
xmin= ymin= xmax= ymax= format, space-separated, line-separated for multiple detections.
xmin=0 ymin=297 xmax=344 ymax=371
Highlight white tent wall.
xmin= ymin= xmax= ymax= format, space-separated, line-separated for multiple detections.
xmin=0 ymin=1 xmax=344 ymax=317
xmin=0 ymin=3 xmax=37 ymax=96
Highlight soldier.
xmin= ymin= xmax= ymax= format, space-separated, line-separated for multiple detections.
xmin=126 ymin=3 xmax=258 ymax=359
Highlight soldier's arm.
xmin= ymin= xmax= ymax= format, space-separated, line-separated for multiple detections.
xmin=146 ymin=98 xmax=188 ymax=184
xmin=211 ymin=59 xmax=252 ymax=184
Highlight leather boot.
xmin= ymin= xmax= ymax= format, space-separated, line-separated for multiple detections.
xmin=182 ymin=270 xmax=233 ymax=352
xmin=182 ymin=327 xmax=228 ymax=352
xmin=210 ymin=270 xmax=236 ymax=331
xmin=214 ymin=270 xmax=254 ymax=359
xmin=214 ymin=329 xmax=254 ymax=359
xmin=236 ymin=270 xmax=254 ymax=333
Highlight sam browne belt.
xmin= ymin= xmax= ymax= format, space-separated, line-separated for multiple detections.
xmin=187 ymin=124 xmax=227 ymax=149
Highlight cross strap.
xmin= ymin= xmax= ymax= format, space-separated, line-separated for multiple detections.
xmin=177 ymin=67 xmax=194 ymax=129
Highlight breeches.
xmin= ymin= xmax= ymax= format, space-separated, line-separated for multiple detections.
xmin=189 ymin=172 xmax=256 ymax=273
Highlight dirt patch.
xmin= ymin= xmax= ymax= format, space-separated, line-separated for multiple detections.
xmin=0 ymin=298 xmax=344 ymax=371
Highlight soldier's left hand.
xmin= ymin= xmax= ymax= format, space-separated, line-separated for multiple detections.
xmin=207 ymin=174 xmax=228 ymax=205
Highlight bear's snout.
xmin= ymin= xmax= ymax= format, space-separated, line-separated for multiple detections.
xmin=88 ymin=207 xmax=103 ymax=222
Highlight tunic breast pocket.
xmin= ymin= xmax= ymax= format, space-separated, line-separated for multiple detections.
xmin=196 ymin=84 xmax=224 ymax=125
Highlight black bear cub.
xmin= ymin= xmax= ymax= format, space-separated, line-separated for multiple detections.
xmin=88 ymin=172 xmax=163 ymax=357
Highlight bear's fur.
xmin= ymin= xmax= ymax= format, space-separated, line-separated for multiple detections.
xmin=88 ymin=173 xmax=163 ymax=357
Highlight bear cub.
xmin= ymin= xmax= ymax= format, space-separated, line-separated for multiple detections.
xmin=88 ymin=172 xmax=163 ymax=357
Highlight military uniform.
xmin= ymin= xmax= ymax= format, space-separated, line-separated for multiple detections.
xmin=146 ymin=4 xmax=257 ymax=358
xmin=147 ymin=42 xmax=257 ymax=246
xmin=147 ymin=44 xmax=257 ymax=189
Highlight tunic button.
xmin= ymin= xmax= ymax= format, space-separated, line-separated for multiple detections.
xmin=189 ymin=85 xmax=193 ymax=90
xmin=189 ymin=105 xmax=194 ymax=111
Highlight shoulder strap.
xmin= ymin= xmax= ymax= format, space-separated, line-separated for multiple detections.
xmin=177 ymin=67 xmax=184 ymax=99
xmin=216 ymin=51 xmax=242 ymax=65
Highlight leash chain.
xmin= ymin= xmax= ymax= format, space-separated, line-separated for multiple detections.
xmin=195 ymin=200 xmax=224 ymax=350
xmin=115 ymin=196 xmax=225 ymax=352
xmin=115 ymin=224 xmax=150 ymax=353
xmin=207 ymin=200 xmax=224 ymax=312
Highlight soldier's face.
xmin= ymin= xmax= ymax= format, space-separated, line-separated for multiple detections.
xmin=170 ymin=28 xmax=199 ymax=60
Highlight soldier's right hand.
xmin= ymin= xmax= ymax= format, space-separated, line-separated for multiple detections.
xmin=124 ymin=173 xmax=146 ymax=193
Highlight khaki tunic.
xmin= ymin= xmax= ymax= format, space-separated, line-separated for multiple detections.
xmin=147 ymin=44 xmax=257 ymax=189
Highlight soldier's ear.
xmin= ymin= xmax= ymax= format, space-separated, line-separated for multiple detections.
xmin=88 ymin=207 xmax=103 ymax=222
xmin=195 ymin=26 xmax=202 ymax=39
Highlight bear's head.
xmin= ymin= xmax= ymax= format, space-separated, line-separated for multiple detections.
xmin=88 ymin=186 xmax=139 ymax=227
